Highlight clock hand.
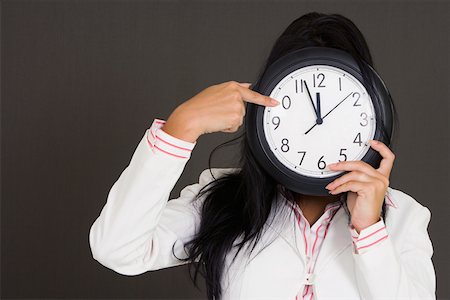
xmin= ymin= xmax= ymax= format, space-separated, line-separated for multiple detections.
xmin=304 ymin=91 xmax=353 ymax=135
xmin=304 ymin=81 xmax=320 ymax=124
xmin=316 ymin=92 xmax=323 ymax=124
xmin=322 ymin=91 xmax=353 ymax=119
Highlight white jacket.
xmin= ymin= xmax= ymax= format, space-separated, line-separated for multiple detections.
xmin=89 ymin=120 xmax=436 ymax=299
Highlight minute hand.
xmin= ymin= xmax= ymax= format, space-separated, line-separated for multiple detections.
xmin=304 ymin=92 xmax=353 ymax=135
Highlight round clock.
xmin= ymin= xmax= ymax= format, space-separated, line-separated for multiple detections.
xmin=245 ymin=46 xmax=394 ymax=196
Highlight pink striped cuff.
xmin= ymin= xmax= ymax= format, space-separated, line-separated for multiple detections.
xmin=146 ymin=118 xmax=196 ymax=159
xmin=348 ymin=218 xmax=389 ymax=254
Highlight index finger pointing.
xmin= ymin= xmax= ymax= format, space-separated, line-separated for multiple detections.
xmin=237 ymin=85 xmax=280 ymax=107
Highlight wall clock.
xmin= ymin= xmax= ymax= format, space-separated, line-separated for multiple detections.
xmin=245 ymin=46 xmax=394 ymax=196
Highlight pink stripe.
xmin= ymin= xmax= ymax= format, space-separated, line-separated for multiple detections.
xmin=289 ymin=201 xmax=301 ymax=216
xmin=302 ymin=218 xmax=308 ymax=255
xmin=147 ymin=132 xmax=189 ymax=158
xmin=386 ymin=194 xmax=397 ymax=208
xmin=311 ymin=223 xmax=324 ymax=255
xmin=323 ymin=205 xmax=338 ymax=222
xmin=155 ymin=120 xmax=165 ymax=124
xmin=349 ymin=224 xmax=359 ymax=238
xmin=154 ymin=144 xmax=189 ymax=159
xmin=150 ymin=130 xmax=193 ymax=152
xmin=310 ymin=291 xmax=314 ymax=300
xmin=146 ymin=133 xmax=154 ymax=148
xmin=321 ymin=205 xmax=339 ymax=240
xmin=357 ymin=235 xmax=388 ymax=250
xmin=156 ymin=134 xmax=193 ymax=151
xmin=324 ymin=204 xmax=341 ymax=214
xmin=303 ymin=285 xmax=309 ymax=296
xmin=356 ymin=226 xmax=386 ymax=242
xmin=289 ymin=201 xmax=340 ymax=217
xmin=289 ymin=202 xmax=338 ymax=224
xmin=323 ymin=221 xmax=332 ymax=239
xmin=322 ymin=205 xmax=340 ymax=223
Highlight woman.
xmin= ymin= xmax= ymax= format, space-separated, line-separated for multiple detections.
xmin=89 ymin=12 xmax=436 ymax=300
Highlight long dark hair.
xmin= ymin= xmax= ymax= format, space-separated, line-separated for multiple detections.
xmin=173 ymin=12 xmax=399 ymax=300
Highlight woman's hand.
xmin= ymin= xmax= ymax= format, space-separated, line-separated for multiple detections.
xmin=325 ymin=140 xmax=396 ymax=233
xmin=161 ymin=81 xmax=280 ymax=143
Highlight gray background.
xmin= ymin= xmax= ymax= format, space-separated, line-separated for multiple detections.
xmin=2 ymin=0 xmax=449 ymax=299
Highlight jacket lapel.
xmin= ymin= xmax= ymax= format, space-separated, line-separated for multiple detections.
xmin=266 ymin=201 xmax=307 ymax=265
xmin=269 ymin=203 xmax=353 ymax=272
xmin=313 ymin=206 xmax=353 ymax=274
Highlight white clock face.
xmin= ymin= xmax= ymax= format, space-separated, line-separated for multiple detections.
xmin=263 ymin=64 xmax=376 ymax=178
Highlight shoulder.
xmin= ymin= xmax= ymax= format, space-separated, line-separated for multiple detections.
xmin=197 ymin=167 xmax=241 ymax=185
xmin=384 ymin=186 xmax=432 ymax=236
xmin=385 ymin=186 xmax=430 ymax=215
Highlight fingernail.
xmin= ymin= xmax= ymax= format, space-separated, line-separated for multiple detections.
xmin=271 ymin=99 xmax=280 ymax=105
xmin=370 ymin=140 xmax=378 ymax=145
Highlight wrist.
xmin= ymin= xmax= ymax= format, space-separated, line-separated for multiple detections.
xmin=163 ymin=109 xmax=201 ymax=143
xmin=352 ymin=216 xmax=382 ymax=233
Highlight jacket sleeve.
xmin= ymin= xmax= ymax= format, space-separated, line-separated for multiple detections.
xmin=348 ymin=198 xmax=436 ymax=299
xmin=89 ymin=118 xmax=219 ymax=276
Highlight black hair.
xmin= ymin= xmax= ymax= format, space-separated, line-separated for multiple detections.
xmin=173 ymin=12 xmax=399 ymax=300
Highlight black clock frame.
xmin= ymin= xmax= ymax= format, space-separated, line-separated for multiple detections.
xmin=245 ymin=46 xmax=394 ymax=196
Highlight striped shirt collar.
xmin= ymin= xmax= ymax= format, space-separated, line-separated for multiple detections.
xmin=285 ymin=193 xmax=346 ymax=226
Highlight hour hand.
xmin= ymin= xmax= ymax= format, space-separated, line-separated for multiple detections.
xmin=304 ymin=81 xmax=320 ymax=123
xmin=315 ymin=92 xmax=323 ymax=124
